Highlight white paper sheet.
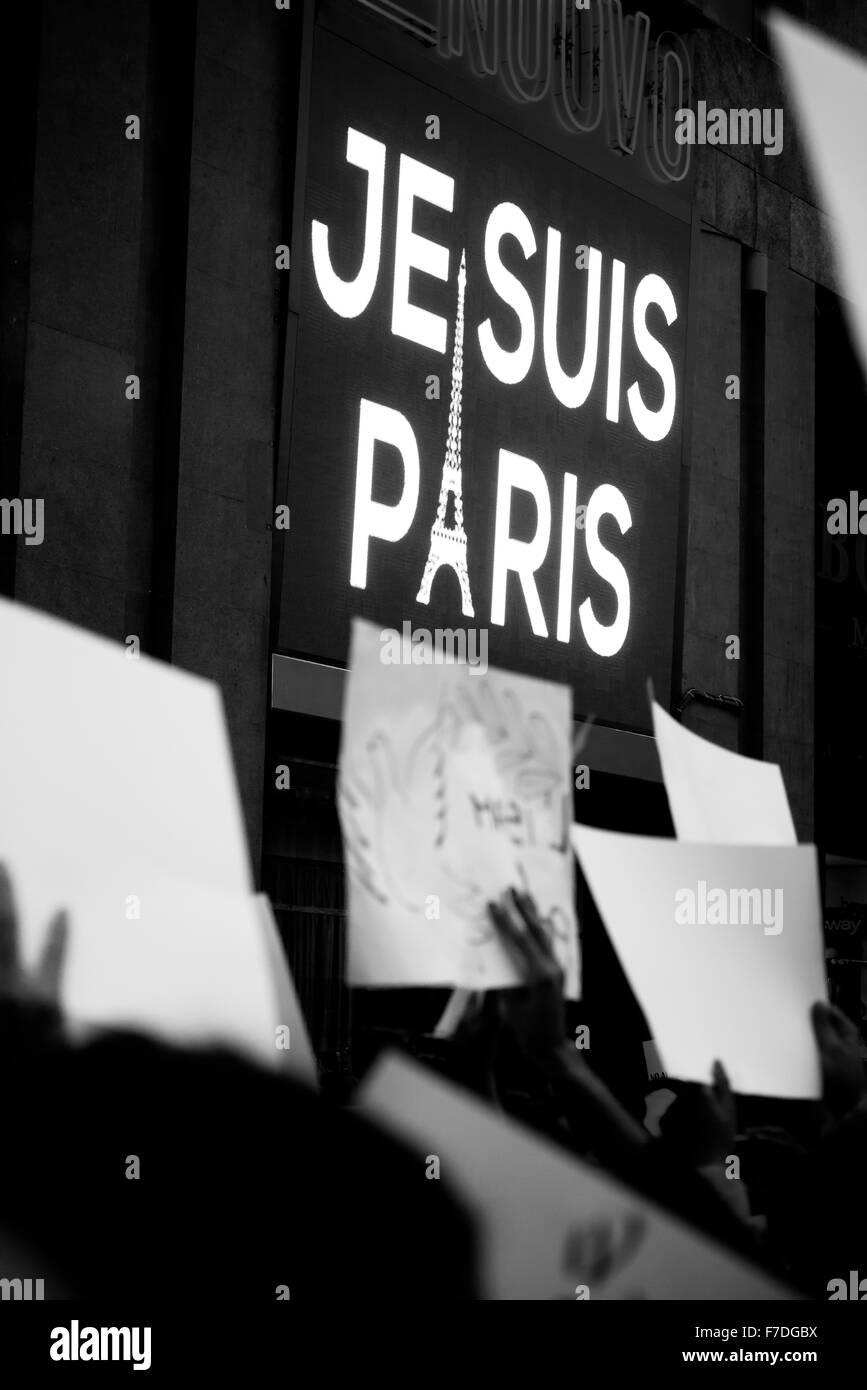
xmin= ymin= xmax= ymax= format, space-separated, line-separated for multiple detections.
xmin=359 ymin=1052 xmax=796 ymax=1300
xmin=770 ymin=12 xmax=867 ymax=380
xmin=571 ymin=826 xmax=826 ymax=1098
xmin=651 ymin=699 xmax=796 ymax=845
xmin=339 ymin=618 xmax=579 ymax=993
xmin=256 ymin=893 xmax=318 ymax=1087
xmin=433 ymin=988 xmax=474 ymax=1038
xmin=51 ymin=876 xmax=288 ymax=1070
xmin=0 ymin=598 xmax=297 ymax=1068
xmin=0 ymin=596 xmax=251 ymax=913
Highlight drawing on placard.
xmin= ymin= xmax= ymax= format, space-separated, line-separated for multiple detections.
xmin=339 ymin=677 xmax=570 ymax=942
xmin=558 ymin=1212 xmax=648 ymax=1299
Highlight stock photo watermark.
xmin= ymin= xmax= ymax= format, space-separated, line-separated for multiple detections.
xmin=674 ymin=881 xmax=784 ymax=936
xmin=0 ymin=498 xmax=43 ymax=546
xmin=379 ymin=621 xmax=488 ymax=673
xmin=674 ymin=102 xmax=783 ymax=156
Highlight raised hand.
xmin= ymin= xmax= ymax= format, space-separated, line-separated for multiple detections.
xmin=659 ymin=1061 xmax=737 ymax=1167
xmin=487 ymin=888 xmax=565 ymax=1060
xmin=488 ymin=887 xmax=650 ymax=1160
xmin=0 ymin=863 xmax=68 ymax=1040
xmin=811 ymin=1000 xmax=867 ymax=1120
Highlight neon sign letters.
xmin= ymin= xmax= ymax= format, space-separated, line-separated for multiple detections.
xmin=355 ymin=0 xmax=693 ymax=185
xmin=311 ymin=127 xmax=679 ymax=659
xmin=279 ymin=28 xmax=689 ymax=724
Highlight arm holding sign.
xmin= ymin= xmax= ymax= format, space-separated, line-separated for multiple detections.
xmin=488 ymin=889 xmax=653 ymax=1161
xmin=0 ymin=863 xmax=481 ymax=1300
xmin=487 ymin=891 xmax=766 ymax=1262
xmin=658 ymin=1065 xmax=753 ymax=1226
xmin=0 ymin=862 xmax=68 ymax=1047
xmin=769 ymin=1002 xmax=867 ymax=1296
xmin=811 ymin=1000 xmax=867 ymax=1124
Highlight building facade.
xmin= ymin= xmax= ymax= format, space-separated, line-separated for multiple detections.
xmin=3 ymin=0 xmax=865 ymax=1079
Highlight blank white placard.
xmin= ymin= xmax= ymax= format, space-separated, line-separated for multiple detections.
xmin=0 ymin=598 xmax=282 ymax=1062
xmin=571 ymin=825 xmax=826 ymax=1098
xmin=360 ymin=1051 xmax=797 ymax=1300
xmin=651 ymin=699 xmax=796 ymax=845
xmin=770 ymin=12 xmax=867 ymax=383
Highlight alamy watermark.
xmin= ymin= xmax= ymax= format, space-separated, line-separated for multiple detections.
xmin=379 ymin=621 xmax=488 ymax=674
xmin=674 ymin=881 xmax=783 ymax=936
xmin=675 ymin=103 xmax=783 ymax=157
xmin=0 ymin=498 xmax=43 ymax=546
xmin=50 ymin=1321 xmax=151 ymax=1371
xmin=828 ymin=1270 xmax=867 ymax=1299
xmin=0 ymin=1276 xmax=44 ymax=1300
xmin=826 ymin=492 xmax=867 ymax=535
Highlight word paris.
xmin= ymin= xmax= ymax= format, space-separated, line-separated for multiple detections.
xmin=674 ymin=881 xmax=783 ymax=936
xmin=313 ymin=129 xmax=680 ymax=657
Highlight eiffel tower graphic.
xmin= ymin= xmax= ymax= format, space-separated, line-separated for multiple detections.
xmin=416 ymin=247 xmax=474 ymax=617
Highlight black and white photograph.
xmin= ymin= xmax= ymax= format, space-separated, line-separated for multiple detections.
xmin=0 ymin=0 xmax=866 ymax=1365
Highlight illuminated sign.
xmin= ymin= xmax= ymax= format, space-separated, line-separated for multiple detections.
xmin=278 ymin=28 xmax=690 ymax=730
xmin=352 ymin=0 xmax=692 ymax=185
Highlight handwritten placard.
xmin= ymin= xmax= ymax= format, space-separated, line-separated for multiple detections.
xmin=338 ymin=619 xmax=579 ymax=993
